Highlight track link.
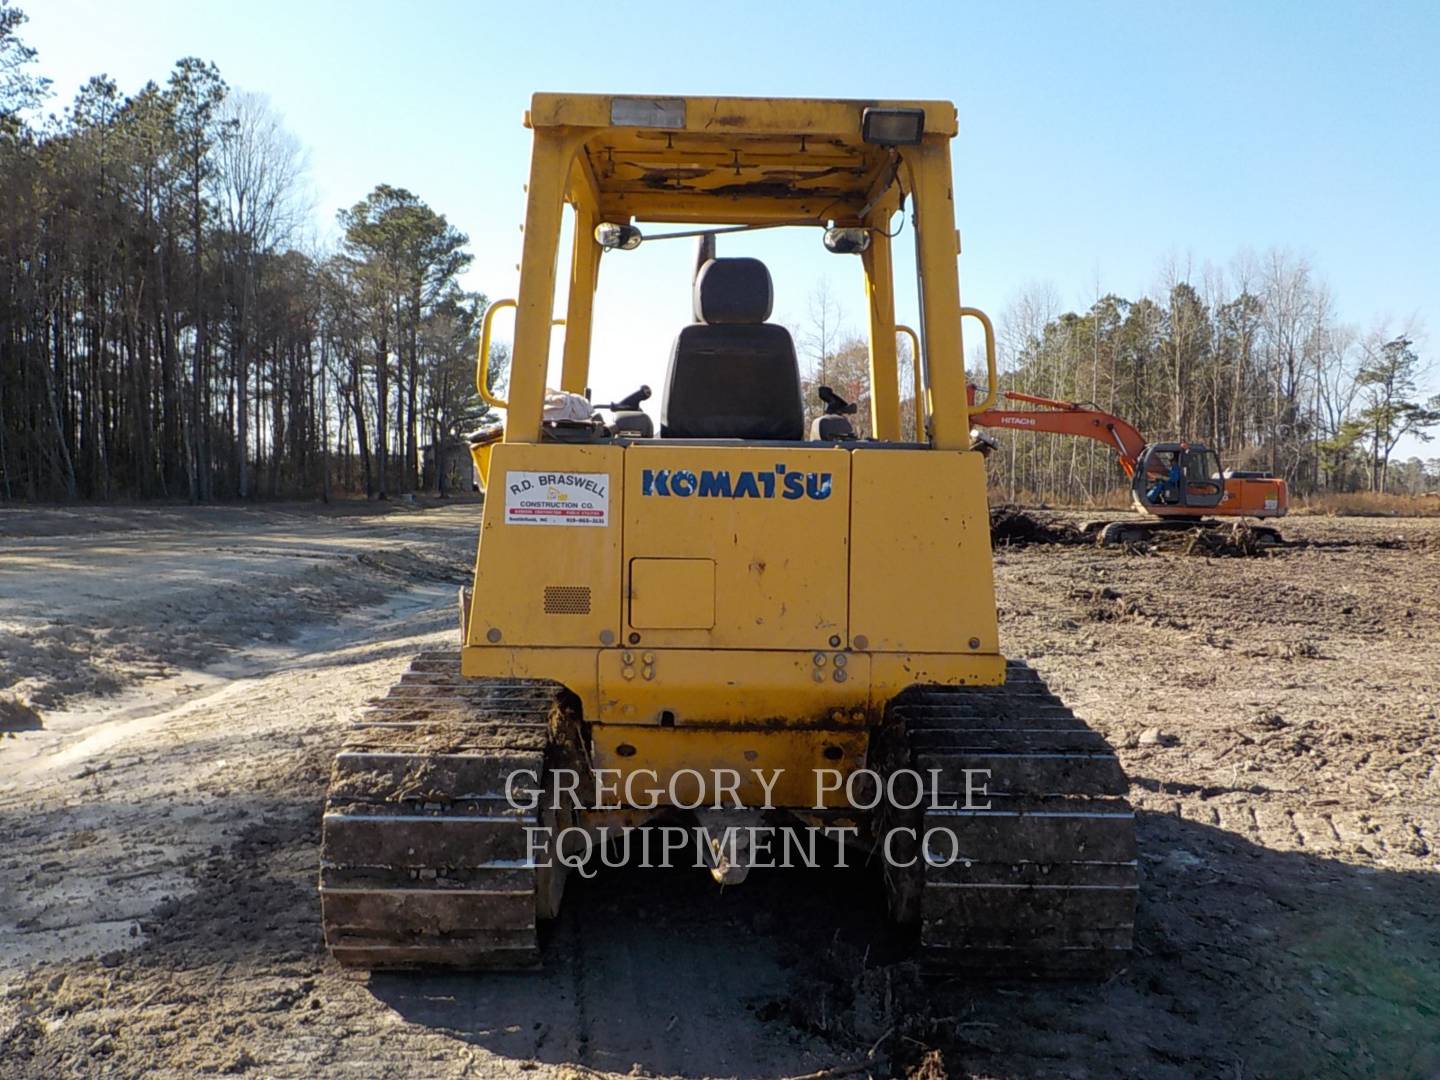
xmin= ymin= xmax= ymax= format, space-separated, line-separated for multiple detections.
xmin=319 ymin=651 xmax=564 ymax=970
xmin=885 ymin=661 xmax=1136 ymax=978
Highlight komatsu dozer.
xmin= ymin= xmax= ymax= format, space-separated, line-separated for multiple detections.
xmin=319 ymin=94 xmax=1136 ymax=977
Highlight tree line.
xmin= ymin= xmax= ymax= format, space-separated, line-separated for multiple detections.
xmin=799 ymin=251 xmax=1438 ymax=502
xmin=4 ymin=0 xmax=1435 ymax=506
xmin=978 ymin=253 xmax=1438 ymax=501
xmin=0 ymin=2 xmax=490 ymax=502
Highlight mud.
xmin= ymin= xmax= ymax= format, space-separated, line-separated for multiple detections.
xmin=1 ymin=506 xmax=1437 ymax=1079
xmin=989 ymin=506 xmax=1082 ymax=547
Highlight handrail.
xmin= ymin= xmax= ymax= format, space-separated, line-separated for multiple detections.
xmin=895 ymin=324 xmax=925 ymax=438
xmin=959 ymin=306 xmax=998 ymax=413
xmin=477 ymin=298 xmax=516 ymax=410
xmin=476 ymin=298 xmax=564 ymax=412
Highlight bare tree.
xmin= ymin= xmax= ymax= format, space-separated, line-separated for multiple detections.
xmin=1257 ymin=249 xmax=1323 ymax=480
xmin=800 ymin=277 xmax=844 ymax=387
xmin=212 ymin=90 xmax=308 ymax=497
xmin=1354 ymin=330 xmax=1439 ymax=490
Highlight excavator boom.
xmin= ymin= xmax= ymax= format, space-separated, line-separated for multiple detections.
xmin=969 ymin=390 xmax=1146 ymax=478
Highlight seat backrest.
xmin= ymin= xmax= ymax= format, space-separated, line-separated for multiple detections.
xmin=661 ymin=258 xmax=804 ymax=440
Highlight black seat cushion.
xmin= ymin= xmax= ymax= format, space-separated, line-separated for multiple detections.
xmin=662 ymin=258 xmax=803 ymax=440
xmin=662 ymin=324 xmax=804 ymax=440
xmin=693 ymin=256 xmax=774 ymax=324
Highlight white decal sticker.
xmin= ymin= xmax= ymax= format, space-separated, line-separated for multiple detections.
xmin=504 ymin=471 xmax=610 ymax=527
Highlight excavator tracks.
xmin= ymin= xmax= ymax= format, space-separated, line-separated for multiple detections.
xmin=1091 ymin=517 xmax=1282 ymax=548
xmin=319 ymin=651 xmax=565 ymax=970
xmin=885 ymin=661 xmax=1136 ymax=978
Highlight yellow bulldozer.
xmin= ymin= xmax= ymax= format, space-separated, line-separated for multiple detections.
xmin=319 ymin=94 xmax=1135 ymax=977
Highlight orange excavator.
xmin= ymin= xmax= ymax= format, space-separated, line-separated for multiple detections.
xmin=967 ymin=388 xmax=1288 ymax=546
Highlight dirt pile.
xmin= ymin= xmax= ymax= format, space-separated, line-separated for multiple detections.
xmin=1144 ymin=521 xmax=1280 ymax=557
xmin=989 ymin=505 xmax=1082 ymax=546
xmin=0 ymin=696 xmax=42 ymax=733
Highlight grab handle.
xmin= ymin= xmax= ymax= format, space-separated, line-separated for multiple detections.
xmin=476 ymin=299 xmax=516 ymax=410
xmin=895 ymin=324 xmax=926 ymax=438
xmin=959 ymin=306 xmax=998 ymax=414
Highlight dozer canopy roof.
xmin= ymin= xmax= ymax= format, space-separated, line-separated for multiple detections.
xmin=498 ymin=92 xmax=994 ymax=449
xmin=526 ymin=93 xmax=958 ymax=225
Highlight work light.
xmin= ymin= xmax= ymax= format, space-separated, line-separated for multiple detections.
xmin=861 ymin=107 xmax=925 ymax=145
xmin=594 ymin=222 xmax=643 ymax=251
xmin=823 ymin=227 xmax=871 ymax=255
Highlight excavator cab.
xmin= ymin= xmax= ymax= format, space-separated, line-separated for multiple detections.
xmin=1134 ymin=442 xmax=1225 ymax=511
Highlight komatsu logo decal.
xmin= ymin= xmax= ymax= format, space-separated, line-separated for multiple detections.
xmin=641 ymin=467 xmax=832 ymax=500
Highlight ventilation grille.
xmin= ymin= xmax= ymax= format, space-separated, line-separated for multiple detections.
xmin=544 ymin=585 xmax=591 ymax=615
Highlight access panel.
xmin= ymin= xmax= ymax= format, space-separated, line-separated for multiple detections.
xmin=848 ymin=449 xmax=999 ymax=655
xmin=623 ymin=445 xmax=850 ymax=649
xmin=469 ymin=442 xmax=623 ymax=648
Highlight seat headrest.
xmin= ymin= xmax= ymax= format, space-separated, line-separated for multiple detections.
xmin=693 ymin=258 xmax=773 ymax=324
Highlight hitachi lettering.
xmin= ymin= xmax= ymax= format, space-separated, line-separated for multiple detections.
xmin=642 ymin=467 xmax=831 ymax=500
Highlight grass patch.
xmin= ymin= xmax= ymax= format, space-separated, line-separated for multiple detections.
xmin=1295 ymin=492 xmax=1440 ymax=517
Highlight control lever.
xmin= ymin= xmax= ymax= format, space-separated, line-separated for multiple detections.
xmin=596 ymin=385 xmax=652 ymax=411
xmin=817 ymin=385 xmax=858 ymax=416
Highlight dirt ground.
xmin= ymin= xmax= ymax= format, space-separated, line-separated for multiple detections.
xmin=1 ymin=503 xmax=1437 ymax=1079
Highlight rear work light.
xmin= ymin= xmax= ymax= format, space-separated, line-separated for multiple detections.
xmin=861 ymin=107 xmax=925 ymax=146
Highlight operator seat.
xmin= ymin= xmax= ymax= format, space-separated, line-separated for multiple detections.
xmin=661 ymin=258 xmax=805 ymax=440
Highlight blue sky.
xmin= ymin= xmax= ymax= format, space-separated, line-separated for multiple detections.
xmin=23 ymin=0 xmax=1440 ymax=453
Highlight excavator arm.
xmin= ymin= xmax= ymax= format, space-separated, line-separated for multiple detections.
xmin=968 ymin=389 xmax=1147 ymax=479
